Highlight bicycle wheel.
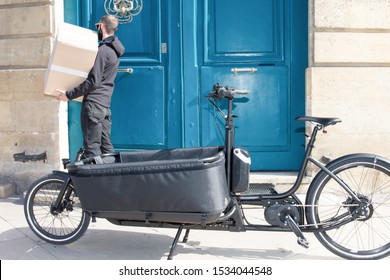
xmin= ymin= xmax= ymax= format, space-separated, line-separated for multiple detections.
xmin=24 ymin=173 xmax=90 ymax=245
xmin=306 ymin=154 xmax=390 ymax=259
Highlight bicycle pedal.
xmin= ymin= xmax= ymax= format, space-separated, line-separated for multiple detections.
xmin=284 ymin=214 xmax=309 ymax=249
xmin=298 ymin=237 xmax=309 ymax=249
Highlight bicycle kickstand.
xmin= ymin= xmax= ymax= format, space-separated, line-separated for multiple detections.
xmin=284 ymin=215 xmax=309 ymax=249
xmin=167 ymin=225 xmax=184 ymax=260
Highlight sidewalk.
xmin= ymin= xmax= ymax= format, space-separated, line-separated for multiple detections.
xmin=0 ymin=195 xmax=340 ymax=260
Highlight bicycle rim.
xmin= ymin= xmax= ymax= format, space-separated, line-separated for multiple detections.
xmin=24 ymin=175 xmax=90 ymax=244
xmin=309 ymin=159 xmax=390 ymax=259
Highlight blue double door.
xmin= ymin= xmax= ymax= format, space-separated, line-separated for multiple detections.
xmin=67 ymin=0 xmax=308 ymax=170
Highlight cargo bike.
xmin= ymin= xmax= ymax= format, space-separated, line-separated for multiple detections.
xmin=24 ymin=84 xmax=390 ymax=260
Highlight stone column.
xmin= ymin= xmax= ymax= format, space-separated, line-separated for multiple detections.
xmin=0 ymin=0 xmax=67 ymax=194
xmin=308 ymin=0 xmax=390 ymax=163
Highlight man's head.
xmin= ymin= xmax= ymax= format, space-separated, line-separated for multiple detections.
xmin=95 ymin=15 xmax=119 ymax=40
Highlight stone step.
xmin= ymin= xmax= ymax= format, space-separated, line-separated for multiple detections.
xmin=0 ymin=182 xmax=16 ymax=199
xmin=250 ymin=172 xmax=311 ymax=194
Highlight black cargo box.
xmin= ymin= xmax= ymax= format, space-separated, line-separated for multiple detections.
xmin=68 ymin=147 xmax=230 ymax=225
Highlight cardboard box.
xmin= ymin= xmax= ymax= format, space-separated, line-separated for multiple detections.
xmin=44 ymin=23 xmax=98 ymax=102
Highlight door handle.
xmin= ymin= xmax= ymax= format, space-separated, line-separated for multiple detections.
xmin=118 ymin=68 xmax=134 ymax=74
xmin=231 ymin=67 xmax=258 ymax=74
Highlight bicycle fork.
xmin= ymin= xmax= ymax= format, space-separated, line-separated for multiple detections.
xmin=51 ymin=175 xmax=73 ymax=215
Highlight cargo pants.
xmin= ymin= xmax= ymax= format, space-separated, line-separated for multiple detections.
xmin=80 ymin=100 xmax=115 ymax=157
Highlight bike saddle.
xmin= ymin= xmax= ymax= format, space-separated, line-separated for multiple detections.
xmin=296 ymin=116 xmax=342 ymax=127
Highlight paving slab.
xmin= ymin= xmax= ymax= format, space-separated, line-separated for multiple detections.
xmin=0 ymin=196 xmax=339 ymax=261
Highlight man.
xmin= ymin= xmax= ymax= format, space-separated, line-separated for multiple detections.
xmin=57 ymin=15 xmax=125 ymax=158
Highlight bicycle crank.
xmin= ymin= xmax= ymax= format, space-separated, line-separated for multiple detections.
xmin=284 ymin=214 xmax=309 ymax=249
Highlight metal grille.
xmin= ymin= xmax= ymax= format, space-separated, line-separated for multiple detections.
xmin=240 ymin=183 xmax=277 ymax=195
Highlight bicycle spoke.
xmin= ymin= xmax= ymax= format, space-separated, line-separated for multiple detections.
xmin=24 ymin=175 xmax=90 ymax=244
xmin=307 ymin=156 xmax=390 ymax=259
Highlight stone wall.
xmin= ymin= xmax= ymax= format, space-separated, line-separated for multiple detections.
xmin=2 ymin=0 xmax=390 ymax=193
xmin=0 ymin=0 xmax=67 ymax=193
xmin=307 ymin=0 xmax=390 ymax=163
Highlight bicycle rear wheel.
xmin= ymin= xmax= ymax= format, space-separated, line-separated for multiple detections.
xmin=306 ymin=154 xmax=390 ymax=259
xmin=24 ymin=173 xmax=90 ymax=245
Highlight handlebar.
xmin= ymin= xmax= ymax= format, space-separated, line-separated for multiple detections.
xmin=208 ymin=83 xmax=249 ymax=100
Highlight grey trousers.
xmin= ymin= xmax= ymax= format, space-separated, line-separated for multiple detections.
xmin=80 ymin=100 xmax=115 ymax=157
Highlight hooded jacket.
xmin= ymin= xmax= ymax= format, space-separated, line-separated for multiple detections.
xmin=66 ymin=35 xmax=125 ymax=107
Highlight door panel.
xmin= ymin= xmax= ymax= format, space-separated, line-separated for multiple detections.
xmin=196 ymin=0 xmax=306 ymax=170
xmin=206 ymin=0 xmax=284 ymax=62
xmin=201 ymin=66 xmax=289 ymax=150
xmin=91 ymin=0 xmax=162 ymax=63
xmin=111 ymin=2 xmax=162 ymax=63
xmin=90 ymin=0 xmax=170 ymax=150
xmin=111 ymin=67 xmax=165 ymax=148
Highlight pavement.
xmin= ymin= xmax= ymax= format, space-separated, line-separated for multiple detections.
xmin=3 ymin=195 xmax=390 ymax=280
xmin=0 ymin=194 xmax=340 ymax=261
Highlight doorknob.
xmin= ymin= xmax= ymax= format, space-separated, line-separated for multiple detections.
xmin=118 ymin=68 xmax=134 ymax=74
xmin=231 ymin=67 xmax=258 ymax=74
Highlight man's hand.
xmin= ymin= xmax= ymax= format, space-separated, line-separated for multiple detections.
xmin=56 ymin=89 xmax=69 ymax=102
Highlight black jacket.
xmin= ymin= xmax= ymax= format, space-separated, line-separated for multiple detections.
xmin=66 ymin=36 xmax=125 ymax=107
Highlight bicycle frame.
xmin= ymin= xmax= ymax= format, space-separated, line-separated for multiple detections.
xmin=207 ymin=95 xmax=235 ymax=189
xmin=24 ymin=84 xmax=390 ymax=260
xmin=208 ymin=89 xmax=342 ymax=195
xmin=206 ymin=88 xmax=362 ymax=235
xmin=55 ymin=88 xmax=358 ymax=232
xmin=237 ymin=123 xmax=361 ymax=203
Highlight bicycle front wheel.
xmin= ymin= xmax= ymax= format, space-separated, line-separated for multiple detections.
xmin=24 ymin=173 xmax=90 ymax=245
xmin=306 ymin=154 xmax=390 ymax=260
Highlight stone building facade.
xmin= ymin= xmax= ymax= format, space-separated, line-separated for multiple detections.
xmin=308 ymin=0 xmax=390 ymax=162
xmin=0 ymin=0 xmax=66 ymax=193
xmin=1 ymin=0 xmax=390 ymax=193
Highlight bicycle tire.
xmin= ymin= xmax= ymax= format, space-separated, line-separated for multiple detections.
xmin=24 ymin=173 xmax=90 ymax=245
xmin=306 ymin=154 xmax=390 ymax=259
